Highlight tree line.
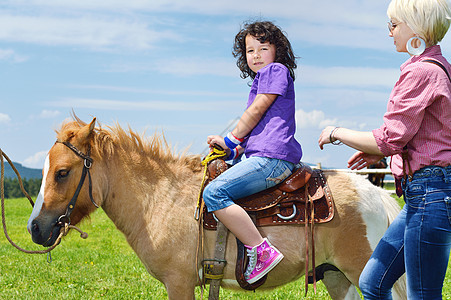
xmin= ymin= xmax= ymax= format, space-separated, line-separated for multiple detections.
xmin=1 ymin=177 xmax=41 ymax=199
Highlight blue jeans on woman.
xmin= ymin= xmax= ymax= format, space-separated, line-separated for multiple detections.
xmin=359 ymin=165 xmax=451 ymax=299
xmin=203 ymin=156 xmax=295 ymax=212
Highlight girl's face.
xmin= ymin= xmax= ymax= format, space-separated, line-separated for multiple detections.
xmin=388 ymin=18 xmax=416 ymax=53
xmin=245 ymin=34 xmax=276 ymax=73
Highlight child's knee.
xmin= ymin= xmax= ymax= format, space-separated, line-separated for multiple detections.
xmin=202 ymin=181 xmax=231 ymax=212
xmin=203 ymin=182 xmax=222 ymax=211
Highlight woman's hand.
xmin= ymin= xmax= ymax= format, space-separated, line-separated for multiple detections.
xmin=348 ymin=151 xmax=385 ymax=170
xmin=318 ymin=126 xmax=337 ymax=150
xmin=319 ymin=127 xmax=384 ymax=155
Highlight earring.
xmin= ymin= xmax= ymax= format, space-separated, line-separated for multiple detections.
xmin=406 ymin=37 xmax=426 ymax=56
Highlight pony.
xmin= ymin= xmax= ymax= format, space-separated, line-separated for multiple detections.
xmin=27 ymin=117 xmax=406 ymax=299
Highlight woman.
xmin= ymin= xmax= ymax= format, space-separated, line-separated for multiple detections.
xmin=318 ymin=0 xmax=451 ymax=299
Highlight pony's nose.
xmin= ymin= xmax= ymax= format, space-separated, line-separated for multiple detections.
xmin=30 ymin=219 xmax=40 ymax=236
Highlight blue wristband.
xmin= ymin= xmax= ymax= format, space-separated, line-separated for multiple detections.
xmin=225 ymin=147 xmax=238 ymax=160
xmin=224 ymin=136 xmax=239 ymax=150
xmin=224 ymin=132 xmax=243 ymax=150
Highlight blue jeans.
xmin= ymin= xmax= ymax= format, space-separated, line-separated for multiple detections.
xmin=203 ymin=156 xmax=295 ymax=212
xmin=359 ymin=165 xmax=451 ymax=299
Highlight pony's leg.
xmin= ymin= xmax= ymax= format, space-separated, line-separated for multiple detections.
xmin=321 ymin=270 xmax=360 ymax=300
xmin=164 ymin=279 xmax=196 ymax=300
xmin=166 ymin=288 xmax=195 ymax=300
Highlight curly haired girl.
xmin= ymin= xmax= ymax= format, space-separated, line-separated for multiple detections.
xmin=203 ymin=21 xmax=302 ymax=284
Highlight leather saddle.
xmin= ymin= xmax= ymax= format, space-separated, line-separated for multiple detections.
xmin=202 ymin=159 xmax=334 ymax=229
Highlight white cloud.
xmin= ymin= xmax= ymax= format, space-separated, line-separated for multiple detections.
xmin=105 ymin=57 xmax=240 ymax=77
xmin=153 ymin=58 xmax=238 ymax=77
xmin=51 ymin=98 xmax=242 ymax=111
xmin=0 ymin=1 xmax=396 ymax=52
xmin=0 ymin=113 xmax=11 ymax=123
xmin=298 ymin=65 xmax=400 ymax=88
xmin=0 ymin=49 xmax=28 ymax=63
xmin=68 ymin=84 xmax=243 ymax=97
xmin=296 ymin=109 xmax=335 ymax=129
xmin=39 ymin=110 xmax=61 ymax=119
xmin=22 ymin=150 xmax=47 ymax=169
xmin=295 ymin=108 xmax=370 ymax=130
xmin=0 ymin=14 xmax=179 ymax=51
xmin=8 ymin=0 xmax=387 ymax=26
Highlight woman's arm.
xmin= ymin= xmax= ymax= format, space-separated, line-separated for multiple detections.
xmin=318 ymin=126 xmax=384 ymax=155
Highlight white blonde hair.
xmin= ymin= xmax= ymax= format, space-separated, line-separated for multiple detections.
xmin=387 ymin=0 xmax=451 ymax=46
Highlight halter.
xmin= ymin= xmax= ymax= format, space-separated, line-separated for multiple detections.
xmin=56 ymin=141 xmax=99 ymax=226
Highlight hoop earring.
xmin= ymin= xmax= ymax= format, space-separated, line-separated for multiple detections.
xmin=406 ymin=37 xmax=426 ymax=56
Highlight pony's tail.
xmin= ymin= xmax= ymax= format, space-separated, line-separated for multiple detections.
xmin=380 ymin=191 xmax=401 ymax=226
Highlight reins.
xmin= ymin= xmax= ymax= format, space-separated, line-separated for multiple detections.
xmin=194 ymin=146 xmax=227 ymax=221
xmin=0 ymin=147 xmax=88 ymax=256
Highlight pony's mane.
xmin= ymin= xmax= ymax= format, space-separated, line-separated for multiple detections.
xmin=56 ymin=117 xmax=202 ymax=171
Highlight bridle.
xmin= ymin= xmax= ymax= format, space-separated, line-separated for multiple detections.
xmin=56 ymin=140 xmax=99 ymax=227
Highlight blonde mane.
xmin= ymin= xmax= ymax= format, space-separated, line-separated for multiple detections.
xmin=56 ymin=117 xmax=202 ymax=172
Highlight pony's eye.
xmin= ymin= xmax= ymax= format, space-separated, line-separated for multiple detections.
xmin=56 ymin=170 xmax=70 ymax=181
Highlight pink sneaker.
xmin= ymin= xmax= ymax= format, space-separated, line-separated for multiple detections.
xmin=244 ymin=238 xmax=284 ymax=284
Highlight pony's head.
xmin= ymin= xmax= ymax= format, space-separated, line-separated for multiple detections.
xmin=27 ymin=118 xmax=100 ymax=246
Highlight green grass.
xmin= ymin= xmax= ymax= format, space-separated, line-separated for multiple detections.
xmin=1 ymin=197 xmax=450 ymax=299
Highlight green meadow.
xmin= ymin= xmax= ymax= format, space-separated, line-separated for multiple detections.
xmin=1 ymin=196 xmax=450 ymax=299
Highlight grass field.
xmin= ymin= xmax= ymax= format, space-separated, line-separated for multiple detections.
xmin=1 ymin=196 xmax=450 ymax=299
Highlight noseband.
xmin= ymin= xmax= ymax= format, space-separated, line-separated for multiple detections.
xmin=56 ymin=141 xmax=99 ymax=226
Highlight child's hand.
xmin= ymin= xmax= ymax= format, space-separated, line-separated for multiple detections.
xmin=207 ymin=135 xmax=227 ymax=150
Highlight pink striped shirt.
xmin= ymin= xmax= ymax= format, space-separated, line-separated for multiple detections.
xmin=373 ymin=45 xmax=451 ymax=178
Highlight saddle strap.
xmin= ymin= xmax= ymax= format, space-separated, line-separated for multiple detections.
xmin=207 ymin=222 xmax=229 ymax=300
xmin=304 ymin=185 xmax=317 ymax=296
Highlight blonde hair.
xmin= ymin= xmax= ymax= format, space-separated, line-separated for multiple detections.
xmin=387 ymin=0 xmax=451 ymax=46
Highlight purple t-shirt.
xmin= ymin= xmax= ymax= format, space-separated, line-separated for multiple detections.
xmin=242 ymin=63 xmax=302 ymax=164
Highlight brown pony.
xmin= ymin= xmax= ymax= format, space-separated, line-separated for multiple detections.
xmin=27 ymin=117 xmax=406 ymax=299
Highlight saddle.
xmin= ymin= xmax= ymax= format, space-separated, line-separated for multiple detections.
xmin=203 ymin=159 xmax=334 ymax=229
xmin=200 ymin=158 xmax=335 ymax=294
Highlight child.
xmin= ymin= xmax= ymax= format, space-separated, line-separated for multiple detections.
xmin=203 ymin=21 xmax=302 ymax=284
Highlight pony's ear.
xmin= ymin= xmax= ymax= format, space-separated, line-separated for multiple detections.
xmin=77 ymin=118 xmax=96 ymax=144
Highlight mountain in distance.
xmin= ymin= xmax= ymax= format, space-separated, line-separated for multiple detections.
xmin=2 ymin=161 xmax=42 ymax=179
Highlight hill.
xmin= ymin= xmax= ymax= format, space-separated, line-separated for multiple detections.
xmin=2 ymin=161 xmax=42 ymax=179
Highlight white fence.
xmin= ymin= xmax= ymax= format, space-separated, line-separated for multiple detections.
xmin=314 ymin=165 xmax=396 ymax=194
xmin=317 ymin=168 xmax=392 ymax=175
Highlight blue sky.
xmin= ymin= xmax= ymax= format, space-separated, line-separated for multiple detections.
xmin=1 ymin=0 xmax=450 ymax=170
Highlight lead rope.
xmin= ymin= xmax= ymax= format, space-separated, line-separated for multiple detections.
xmin=0 ymin=148 xmax=88 ymax=255
xmin=194 ymin=147 xmax=227 ymax=221
xmin=194 ymin=147 xmax=227 ymax=299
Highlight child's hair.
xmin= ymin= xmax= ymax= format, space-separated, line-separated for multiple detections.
xmin=387 ymin=0 xmax=451 ymax=46
xmin=232 ymin=21 xmax=297 ymax=81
